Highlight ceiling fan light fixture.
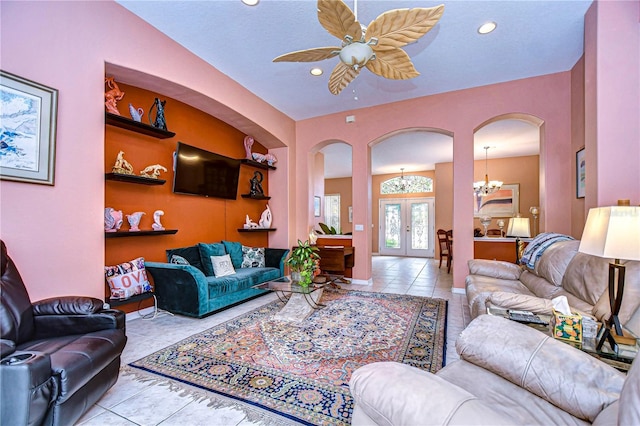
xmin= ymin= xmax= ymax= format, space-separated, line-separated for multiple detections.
xmin=310 ymin=67 xmax=323 ymax=76
xmin=339 ymin=42 xmax=374 ymax=68
xmin=478 ymin=21 xmax=497 ymax=34
xmin=241 ymin=0 xmax=259 ymax=5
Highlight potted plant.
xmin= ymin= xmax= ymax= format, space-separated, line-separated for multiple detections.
xmin=285 ymin=239 xmax=320 ymax=287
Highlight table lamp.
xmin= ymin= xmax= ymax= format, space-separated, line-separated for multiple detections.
xmin=578 ymin=204 xmax=640 ymax=353
xmin=506 ymin=216 xmax=530 ymax=263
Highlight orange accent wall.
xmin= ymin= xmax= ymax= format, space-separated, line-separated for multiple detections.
xmin=105 ymin=83 xmax=271 ymax=306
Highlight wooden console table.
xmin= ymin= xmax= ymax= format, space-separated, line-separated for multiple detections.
xmin=474 ymin=237 xmax=530 ymax=263
xmin=316 ymin=245 xmax=355 ymax=278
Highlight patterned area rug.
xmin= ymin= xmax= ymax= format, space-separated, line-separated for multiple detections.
xmin=129 ymin=289 xmax=447 ymax=425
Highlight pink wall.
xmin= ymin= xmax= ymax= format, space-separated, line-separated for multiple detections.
xmin=296 ymin=74 xmax=573 ymax=287
xmin=0 ymin=1 xmax=294 ymax=300
xmin=584 ymin=1 xmax=640 ymax=210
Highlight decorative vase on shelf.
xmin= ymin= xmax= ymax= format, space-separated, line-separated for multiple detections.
xmin=127 ymin=211 xmax=145 ymax=232
xmin=152 ymin=210 xmax=165 ymax=231
xmin=258 ymin=205 xmax=272 ymax=228
xmin=128 ymin=103 xmax=144 ymax=122
xmin=104 ymin=207 xmax=123 ymax=232
xmin=243 ymin=136 xmax=254 ymax=160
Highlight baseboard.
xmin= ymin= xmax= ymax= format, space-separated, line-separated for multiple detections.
xmin=349 ymin=278 xmax=373 ymax=286
xmin=452 ymin=287 xmax=466 ymax=295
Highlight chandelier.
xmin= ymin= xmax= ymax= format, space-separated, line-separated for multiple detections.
xmin=474 ymin=146 xmax=503 ymax=197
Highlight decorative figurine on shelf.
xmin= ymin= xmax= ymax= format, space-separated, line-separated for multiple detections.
xmin=148 ymin=97 xmax=167 ymax=130
xmin=112 ymin=151 xmax=134 ymax=175
xmin=104 ymin=207 xmax=123 ymax=233
xmin=252 ymin=152 xmax=266 ymax=163
xmin=126 ymin=211 xmax=145 ymax=232
xmin=264 ymin=153 xmax=277 ymax=167
xmin=244 ymin=214 xmax=259 ymax=229
xmin=152 ymin=210 xmax=165 ymax=231
xmin=128 ymin=103 xmax=144 ymax=122
xmin=104 ymin=77 xmax=125 ymax=115
xmin=259 ymin=204 xmax=272 ymax=228
xmin=243 ymin=135 xmax=254 ymax=160
xmin=249 ymin=171 xmax=264 ymax=197
xmin=140 ymin=164 xmax=167 ymax=179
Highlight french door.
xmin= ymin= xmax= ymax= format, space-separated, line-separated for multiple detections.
xmin=379 ymin=198 xmax=435 ymax=257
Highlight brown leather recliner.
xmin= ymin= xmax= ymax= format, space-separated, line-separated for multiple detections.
xmin=0 ymin=240 xmax=127 ymax=425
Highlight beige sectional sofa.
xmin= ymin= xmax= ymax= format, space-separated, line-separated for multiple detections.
xmin=465 ymin=239 xmax=640 ymax=338
xmin=350 ymin=315 xmax=639 ymax=425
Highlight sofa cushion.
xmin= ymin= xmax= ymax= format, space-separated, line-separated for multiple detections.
xmin=486 ymin=292 xmax=553 ymax=315
xmin=206 ymin=267 xmax=280 ymax=298
xmin=241 ymin=246 xmax=265 ymax=268
xmin=534 ymin=240 xmax=580 ymax=286
xmin=618 ymin=357 xmax=640 ymax=425
xmin=562 ymin=252 xmax=610 ymax=306
xmin=197 ymin=243 xmax=225 ymax=276
xmin=456 ymin=315 xmax=625 ymax=422
xmin=211 ymin=254 xmax=236 ymax=277
xmin=222 ymin=241 xmax=243 ymax=269
xmin=519 ymin=271 xmax=565 ymax=300
xmin=166 ymin=245 xmax=203 ymax=273
xmin=467 ymin=259 xmax=522 ymax=280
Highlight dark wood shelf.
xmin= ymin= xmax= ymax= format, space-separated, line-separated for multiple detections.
xmin=105 ymin=229 xmax=178 ymax=238
xmin=241 ymin=194 xmax=271 ymax=200
xmin=107 ymin=292 xmax=154 ymax=307
xmin=106 ymin=112 xmax=176 ymax=139
xmin=237 ymin=228 xmax=277 ymax=232
xmin=105 ymin=173 xmax=166 ymax=185
xmin=240 ymin=158 xmax=276 ymax=170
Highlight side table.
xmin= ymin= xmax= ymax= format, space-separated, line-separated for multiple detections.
xmin=487 ymin=305 xmax=638 ymax=372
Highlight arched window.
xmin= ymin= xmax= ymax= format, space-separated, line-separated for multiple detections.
xmin=381 ymin=175 xmax=433 ymax=194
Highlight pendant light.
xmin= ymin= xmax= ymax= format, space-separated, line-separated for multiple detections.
xmin=474 ymin=146 xmax=503 ymax=197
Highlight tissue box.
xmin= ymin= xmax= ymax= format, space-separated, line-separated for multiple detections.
xmin=551 ymin=309 xmax=582 ymax=343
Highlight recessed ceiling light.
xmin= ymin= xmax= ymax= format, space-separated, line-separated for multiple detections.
xmin=241 ymin=0 xmax=259 ymax=6
xmin=478 ymin=22 xmax=497 ymax=34
xmin=310 ymin=67 xmax=323 ymax=76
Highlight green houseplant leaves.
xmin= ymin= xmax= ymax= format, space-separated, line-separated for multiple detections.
xmin=285 ymin=239 xmax=320 ymax=287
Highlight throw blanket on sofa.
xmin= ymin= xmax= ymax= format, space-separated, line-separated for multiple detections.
xmin=520 ymin=232 xmax=575 ymax=270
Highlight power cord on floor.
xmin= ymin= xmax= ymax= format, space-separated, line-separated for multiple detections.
xmin=138 ymin=294 xmax=174 ymax=320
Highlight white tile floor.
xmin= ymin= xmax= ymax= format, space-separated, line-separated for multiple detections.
xmin=77 ymin=256 xmax=471 ymax=425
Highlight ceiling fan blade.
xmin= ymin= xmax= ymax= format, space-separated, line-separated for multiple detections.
xmin=328 ymin=61 xmax=361 ymax=95
xmin=366 ymin=48 xmax=420 ymax=80
xmin=318 ymin=0 xmax=362 ymax=42
xmin=366 ymin=4 xmax=445 ymax=52
xmin=273 ymin=47 xmax=340 ymax=63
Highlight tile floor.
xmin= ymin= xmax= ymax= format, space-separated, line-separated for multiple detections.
xmin=77 ymin=256 xmax=471 ymax=425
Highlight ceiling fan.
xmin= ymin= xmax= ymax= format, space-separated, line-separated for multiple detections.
xmin=273 ymin=0 xmax=445 ymax=95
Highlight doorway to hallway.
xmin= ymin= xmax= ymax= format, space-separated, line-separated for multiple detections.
xmin=379 ymin=198 xmax=435 ymax=257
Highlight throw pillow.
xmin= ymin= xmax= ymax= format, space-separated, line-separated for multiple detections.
xmin=222 ymin=240 xmax=243 ymax=269
xmin=104 ymin=257 xmax=152 ymax=300
xmin=166 ymin=245 xmax=203 ymax=272
xmin=211 ymin=254 xmax=236 ymax=277
xmin=197 ymin=242 xmax=226 ymax=276
xmin=241 ymin=246 xmax=265 ymax=268
xmin=170 ymin=254 xmax=190 ymax=265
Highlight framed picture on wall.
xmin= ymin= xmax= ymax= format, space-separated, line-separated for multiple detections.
xmin=474 ymin=184 xmax=520 ymax=217
xmin=0 ymin=71 xmax=58 ymax=185
xmin=576 ymin=147 xmax=585 ymax=199
xmin=314 ymin=196 xmax=321 ymax=217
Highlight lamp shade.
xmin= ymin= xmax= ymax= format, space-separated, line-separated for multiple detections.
xmin=506 ymin=217 xmax=531 ymax=238
xmin=578 ymin=206 xmax=640 ymax=261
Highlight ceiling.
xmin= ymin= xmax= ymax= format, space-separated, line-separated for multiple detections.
xmin=116 ymin=0 xmax=592 ymax=177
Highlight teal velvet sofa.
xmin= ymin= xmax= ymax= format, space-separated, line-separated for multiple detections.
xmin=145 ymin=241 xmax=289 ymax=318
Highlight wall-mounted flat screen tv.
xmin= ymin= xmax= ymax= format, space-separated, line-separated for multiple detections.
xmin=173 ymin=142 xmax=241 ymax=200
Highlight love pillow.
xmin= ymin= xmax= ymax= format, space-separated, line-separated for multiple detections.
xmin=104 ymin=257 xmax=152 ymax=299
